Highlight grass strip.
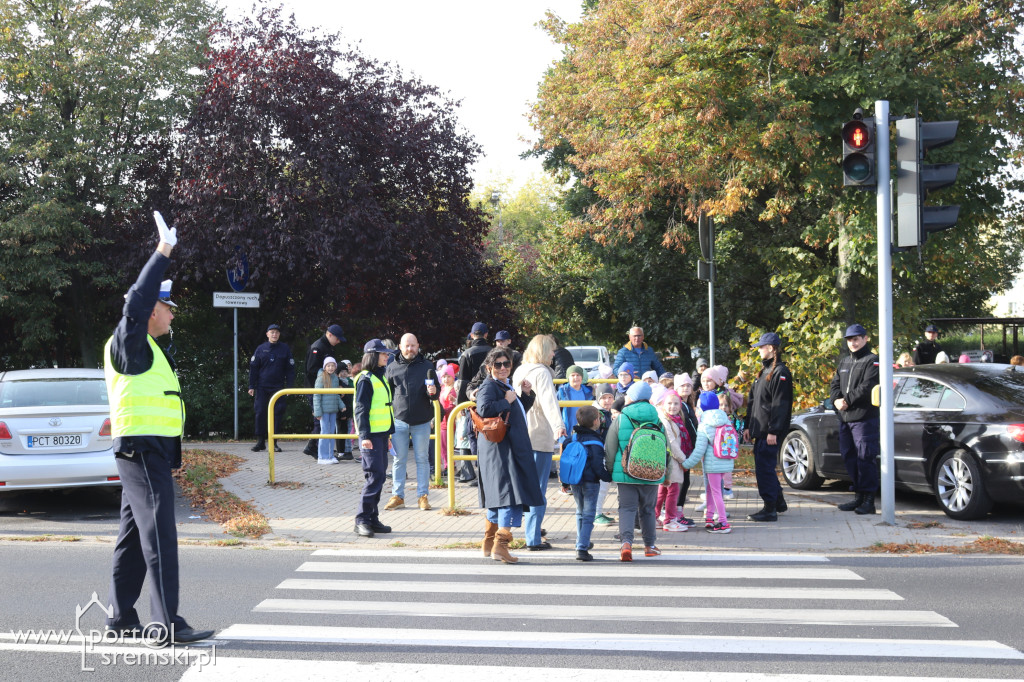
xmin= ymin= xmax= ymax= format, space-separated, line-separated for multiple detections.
xmin=172 ymin=449 xmax=271 ymax=538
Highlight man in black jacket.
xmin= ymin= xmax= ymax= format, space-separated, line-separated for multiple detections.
xmin=303 ymin=324 xmax=345 ymax=456
xmin=744 ymin=332 xmax=794 ymax=522
xmin=829 ymin=324 xmax=881 ymax=515
xmin=550 ymin=336 xmax=575 ymax=380
xmin=384 ymin=333 xmax=439 ymax=510
xmin=455 ymin=322 xmax=491 ymax=483
xmin=912 ymin=324 xmax=943 ymax=365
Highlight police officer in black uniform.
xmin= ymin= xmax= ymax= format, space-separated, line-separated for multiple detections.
xmin=744 ymin=332 xmax=794 ymax=522
xmin=912 ymin=324 xmax=943 ymax=365
xmin=249 ymin=323 xmax=295 ymax=452
xmin=829 ymin=323 xmax=881 ymax=515
xmin=103 ymin=213 xmax=212 ymax=644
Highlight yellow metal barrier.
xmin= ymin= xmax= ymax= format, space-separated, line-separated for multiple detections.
xmin=443 ymin=393 xmax=610 ymax=509
xmin=267 ymin=388 xmax=442 ymax=485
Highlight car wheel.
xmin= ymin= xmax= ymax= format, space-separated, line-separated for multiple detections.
xmin=933 ymin=449 xmax=993 ymax=520
xmin=780 ymin=430 xmax=823 ymax=490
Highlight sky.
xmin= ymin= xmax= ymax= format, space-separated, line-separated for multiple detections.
xmin=217 ymin=1 xmax=585 ymax=193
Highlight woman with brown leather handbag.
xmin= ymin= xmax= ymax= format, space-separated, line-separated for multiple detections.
xmin=474 ymin=347 xmax=543 ymax=564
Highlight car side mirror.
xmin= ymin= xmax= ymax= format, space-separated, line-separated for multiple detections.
xmin=822 ymin=398 xmax=835 ymax=411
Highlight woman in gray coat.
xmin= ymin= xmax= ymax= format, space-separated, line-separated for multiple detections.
xmin=475 ymin=347 xmax=543 ymax=563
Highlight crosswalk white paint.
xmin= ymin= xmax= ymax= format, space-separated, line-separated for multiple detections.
xmin=179 ymin=656 xmax=1024 ymax=681
xmin=277 ymin=578 xmax=902 ymax=601
xmin=295 ymin=561 xmax=863 ymax=580
xmin=253 ymin=598 xmax=953 ymax=627
xmin=213 ymin=625 xmax=1024 ymax=660
xmin=311 ymin=548 xmax=832 ymax=562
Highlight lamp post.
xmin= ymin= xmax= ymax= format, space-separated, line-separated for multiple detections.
xmin=489 ymin=190 xmax=503 ymax=243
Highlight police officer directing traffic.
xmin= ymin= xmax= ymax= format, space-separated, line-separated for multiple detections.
xmin=102 ymin=212 xmax=213 ymax=645
xmin=829 ymin=323 xmax=881 ymax=515
xmin=249 ymin=323 xmax=295 ymax=452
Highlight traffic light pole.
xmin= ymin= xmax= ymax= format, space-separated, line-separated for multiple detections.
xmin=875 ymin=100 xmax=896 ymax=526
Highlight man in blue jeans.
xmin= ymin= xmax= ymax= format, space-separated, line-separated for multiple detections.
xmin=384 ymin=333 xmax=439 ymax=510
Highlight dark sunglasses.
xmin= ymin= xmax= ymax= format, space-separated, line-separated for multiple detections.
xmin=492 ymin=361 xmax=512 ymax=369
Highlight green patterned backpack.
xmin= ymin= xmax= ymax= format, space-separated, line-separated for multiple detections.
xmin=621 ymin=415 xmax=668 ymax=482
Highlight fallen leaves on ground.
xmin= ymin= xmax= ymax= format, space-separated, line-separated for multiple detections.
xmin=173 ymin=449 xmax=271 ymax=538
xmin=867 ymin=536 xmax=1024 ymax=555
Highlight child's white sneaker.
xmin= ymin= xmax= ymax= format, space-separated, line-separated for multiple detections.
xmin=695 ymin=502 xmax=707 ymax=512
xmin=319 ymin=458 xmax=338 ymax=465
xmin=723 ymin=488 xmax=735 ymax=500
xmin=663 ymin=520 xmax=688 ymax=532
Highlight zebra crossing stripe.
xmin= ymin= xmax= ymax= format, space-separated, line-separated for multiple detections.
xmin=213 ymin=625 xmax=1024 ymax=660
xmin=295 ymin=561 xmax=863 ymax=580
xmin=252 ymin=598 xmax=954 ymax=627
xmin=276 ymin=578 xmax=901 ymax=601
xmin=311 ymin=549 xmax=831 ymax=562
xmin=178 ymin=656 xmax=1024 ymax=680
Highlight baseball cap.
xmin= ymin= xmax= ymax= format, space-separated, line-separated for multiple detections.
xmin=844 ymin=323 xmax=868 ymax=338
xmin=495 ymin=330 xmax=511 ymax=341
xmin=925 ymin=324 xmax=939 ymax=333
xmin=471 ymin=322 xmax=488 ymax=335
xmin=266 ymin=323 xmax=280 ymax=331
xmin=363 ymin=338 xmax=395 ymax=354
xmin=326 ymin=324 xmax=346 ymax=342
xmin=753 ymin=332 xmax=781 ymax=347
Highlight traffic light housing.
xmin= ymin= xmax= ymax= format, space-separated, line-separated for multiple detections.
xmin=894 ymin=117 xmax=960 ymax=248
xmin=842 ymin=109 xmax=876 ymax=187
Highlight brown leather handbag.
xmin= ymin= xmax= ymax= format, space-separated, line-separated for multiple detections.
xmin=469 ymin=407 xmax=509 ymax=443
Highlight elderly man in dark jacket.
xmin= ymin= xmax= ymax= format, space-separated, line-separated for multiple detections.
xmin=383 ymin=333 xmax=439 ymax=511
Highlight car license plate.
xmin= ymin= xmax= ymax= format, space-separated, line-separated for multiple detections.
xmin=27 ymin=434 xmax=82 ymax=448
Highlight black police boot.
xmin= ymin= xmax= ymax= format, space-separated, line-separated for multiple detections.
xmin=838 ymin=493 xmax=865 ymax=512
xmin=303 ymin=439 xmax=318 ymax=458
xmin=747 ymin=506 xmax=778 ymax=522
xmin=250 ymin=439 xmax=265 ymax=452
xmin=854 ymin=493 xmax=876 ymax=515
xmin=776 ymin=494 xmax=788 ymax=513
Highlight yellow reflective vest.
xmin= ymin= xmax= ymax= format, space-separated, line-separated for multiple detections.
xmin=104 ymin=335 xmax=185 ymax=438
xmin=356 ymin=370 xmax=393 ymax=433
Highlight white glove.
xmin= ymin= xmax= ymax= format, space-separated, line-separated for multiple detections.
xmin=154 ymin=211 xmax=177 ymax=247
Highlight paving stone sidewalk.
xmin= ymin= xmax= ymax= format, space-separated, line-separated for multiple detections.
xmin=198 ymin=440 xmax=1024 ymax=553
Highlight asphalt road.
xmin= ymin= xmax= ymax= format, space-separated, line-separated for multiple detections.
xmin=1 ymin=541 xmax=1022 ymax=681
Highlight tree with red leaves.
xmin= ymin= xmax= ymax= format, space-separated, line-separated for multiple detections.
xmin=173 ymin=7 xmax=513 ymax=352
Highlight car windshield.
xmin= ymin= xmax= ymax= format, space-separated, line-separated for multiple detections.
xmin=570 ymin=348 xmax=601 ymax=363
xmin=973 ymin=369 xmax=1024 ymax=406
xmin=0 ymin=378 xmax=109 ymax=408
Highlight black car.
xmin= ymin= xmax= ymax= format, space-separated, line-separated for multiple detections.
xmin=780 ymin=363 xmax=1024 ymax=520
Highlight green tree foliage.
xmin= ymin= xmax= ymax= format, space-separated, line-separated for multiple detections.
xmin=531 ymin=0 xmax=1024 ymax=404
xmin=0 ymin=0 xmax=218 ymax=368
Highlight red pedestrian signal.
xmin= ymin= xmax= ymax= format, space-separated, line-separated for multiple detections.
xmin=842 ymin=110 xmax=876 ymax=187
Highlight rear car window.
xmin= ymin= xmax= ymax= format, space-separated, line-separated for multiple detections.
xmin=0 ymin=379 xmax=109 ymax=408
xmin=895 ymin=378 xmax=945 ymax=409
xmin=570 ymin=348 xmax=602 ymax=363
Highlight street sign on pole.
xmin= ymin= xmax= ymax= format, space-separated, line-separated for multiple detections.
xmin=213 ymin=292 xmax=260 ymax=308
xmin=213 ymin=292 xmax=259 ymax=440
xmin=227 ymin=250 xmax=250 ymax=292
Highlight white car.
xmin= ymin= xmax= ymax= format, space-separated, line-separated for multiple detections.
xmin=566 ymin=345 xmax=611 ymax=371
xmin=0 ymin=368 xmax=119 ymax=492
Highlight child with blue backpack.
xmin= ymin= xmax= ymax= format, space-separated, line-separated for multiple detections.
xmin=681 ymin=391 xmax=738 ymax=533
xmin=560 ymin=406 xmax=612 ymax=561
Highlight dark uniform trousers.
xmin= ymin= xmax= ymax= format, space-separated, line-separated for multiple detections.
xmin=108 ymin=450 xmax=188 ymax=634
xmin=839 ymin=416 xmax=880 ymax=493
xmin=357 ymin=434 xmax=389 ymax=524
xmin=753 ymin=438 xmax=783 ymax=506
xmin=254 ymin=386 xmax=286 ymax=438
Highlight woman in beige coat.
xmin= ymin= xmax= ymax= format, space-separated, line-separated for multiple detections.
xmin=511 ymin=334 xmax=566 ymax=550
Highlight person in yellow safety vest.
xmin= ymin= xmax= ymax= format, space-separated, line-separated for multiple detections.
xmin=353 ymin=338 xmax=397 ymax=538
xmin=101 ymin=212 xmax=213 ymax=646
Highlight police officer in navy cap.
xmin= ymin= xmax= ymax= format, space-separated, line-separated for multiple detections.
xmin=912 ymin=324 xmax=944 ymax=365
xmin=249 ymin=323 xmax=295 ymax=452
xmin=102 ymin=212 xmax=213 ymax=645
xmin=829 ymin=323 xmax=881 ymax=515
xmin=304 ymin=324 xmax=346 ymax=457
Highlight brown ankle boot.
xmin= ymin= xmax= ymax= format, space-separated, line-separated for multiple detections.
xmin=482 ymin=521 xmax=498 ymax=557
xmin=491 ymin=529 xmax=518 ymax=564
